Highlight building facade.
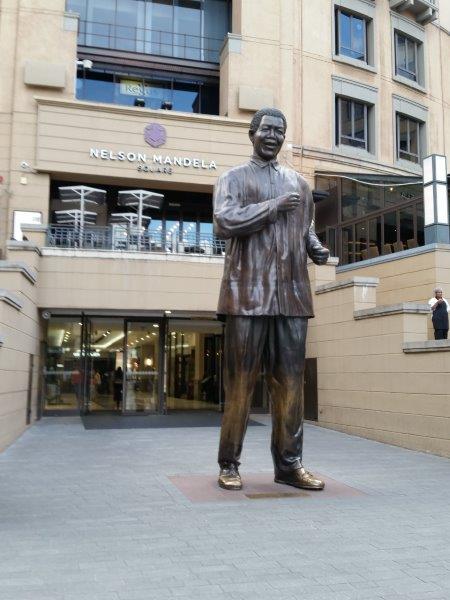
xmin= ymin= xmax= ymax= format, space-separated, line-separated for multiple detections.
xmin=1 ymin=0 xmax=449 ymax=452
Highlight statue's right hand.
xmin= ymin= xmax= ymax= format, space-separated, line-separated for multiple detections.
xmin=275 ymin=192 xmax=301 ymax=212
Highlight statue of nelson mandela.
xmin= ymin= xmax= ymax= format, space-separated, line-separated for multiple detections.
xmin=213 ymin=107 xmax=329 ymax=491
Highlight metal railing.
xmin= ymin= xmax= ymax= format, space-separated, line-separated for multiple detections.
xmin=46 ymin=225 xmax=226 ymax=256
xmin=77 ymin=20 xmax=225 ymax=63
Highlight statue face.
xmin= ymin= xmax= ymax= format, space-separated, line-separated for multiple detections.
xmin=250 ymin=115 xmax=286 ymax=161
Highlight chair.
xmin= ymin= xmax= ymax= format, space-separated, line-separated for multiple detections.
xmin=407 ymin=238 xmax=418 ymax=249
xmin=393 ymin=240 xmax=404 ymax=252
xmin=368 ymin=245 xmax=379 ymax=258
xmin=361 ymin=249 xmax=369 ymax=260
xmin=383 ymin=243 xmax=392 ymax=255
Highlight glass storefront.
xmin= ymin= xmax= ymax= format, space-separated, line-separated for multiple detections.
xmin=84 ymin=318 xmax=125 ymax=412
xmin=314 ymin=174 xmax=435 ymax=265
xmin=125 ymin=321 xmax=161 ymax=412
xmin=43 ymin=318 xmax=83 ymax=412
xmin=43 ymin=316 xmax=222 ymax=415
xmin=166 ymin=319 xmax=223 ymax=411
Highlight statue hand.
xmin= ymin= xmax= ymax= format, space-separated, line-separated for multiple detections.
xmin=275 ymin=192 xmax=301 ymax=213
xmin=310 ymin=244 xmax=329 ymax=265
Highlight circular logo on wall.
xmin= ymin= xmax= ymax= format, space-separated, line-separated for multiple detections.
xmin=144 ymin=123 xmax=167 ymax=148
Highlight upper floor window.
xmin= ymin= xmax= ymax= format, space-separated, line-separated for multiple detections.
xmin=391 ymin=15 xmax=426 ymax=90
xmin=336 ymin=97 xmax=369 ymax=151
xmin=396 ymin=114 xmax=420 ymax=164
xmin=76 ymin=66 xmax=219 ymax=114
xmin=67 ymin=0 xmax=231 ymax=63
xmin=335 ymin=8 xmax=368 ymax=62
xmin=395 ymin=32 xmax=419 ymax=82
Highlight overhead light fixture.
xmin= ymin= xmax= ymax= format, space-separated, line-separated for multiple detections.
xmin=76 ymin=59 xmax=93 ymax=69
xmin=95 ymin=332 xmax=125 ymax=350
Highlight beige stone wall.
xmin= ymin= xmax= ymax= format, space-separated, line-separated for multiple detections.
xmin=307 ymin=248 xmax=450 ymax=459
xmin=37 ymin=250 xmax=223 ymax=313
xmin=0 ymin=258 xmax=41 ymax=452
xmin=335 ymin=246 xmax=450 ymax=307
xmin=35 ymin=99 xmax=249 ymax=193
xmin=222 ymin=0 xmax=450 ymax=186
xmin=0 ymin=0 xmax=77 ymax=254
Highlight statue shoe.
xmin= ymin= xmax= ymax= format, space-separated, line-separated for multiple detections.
xmin=218 ymin=464 xmax=242 ymax=490
xmin=274 ymin=466 xmax=325 ymax=490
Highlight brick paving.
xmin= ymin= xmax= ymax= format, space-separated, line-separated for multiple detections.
xmin=1 ymin=415 xmax=450 ymax=600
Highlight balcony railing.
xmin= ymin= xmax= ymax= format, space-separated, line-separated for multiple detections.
xmin=389 ymin=0 xmax=438 ymax=24
xmin=77 ymin=20 xmax=225 ymax=63
xmin=46 ymin=225 xmax=225 ymax=256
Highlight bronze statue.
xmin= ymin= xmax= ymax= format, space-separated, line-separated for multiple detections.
xmin=214 ymin=107 xmax=329 ymax=491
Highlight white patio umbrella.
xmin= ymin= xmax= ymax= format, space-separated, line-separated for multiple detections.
xmin=116 ymin=190 xmax=164 ymax=249
xmin=58 ymin=185 xmax=106 ymax=240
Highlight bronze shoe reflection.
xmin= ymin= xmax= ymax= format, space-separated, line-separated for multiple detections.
xmin=218 ymin=464 xmax=242 ymax=490
xmin=275 ymin=466 xmax=325 ymax=490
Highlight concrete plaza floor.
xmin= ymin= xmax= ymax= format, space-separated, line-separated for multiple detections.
xmin=1 ymin=416 xmax=450 ymax=600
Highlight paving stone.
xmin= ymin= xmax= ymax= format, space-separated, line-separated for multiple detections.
xmin=1 ymin=417 xmax=450 ymax=600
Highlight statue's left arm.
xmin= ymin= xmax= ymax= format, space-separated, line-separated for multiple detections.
xmin=302 ymin=178 xmax=329 ymax=266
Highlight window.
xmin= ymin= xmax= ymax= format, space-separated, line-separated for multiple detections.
xmin=333 ymin=1 xmax=375 ymax=70
xmin=396 ymin=114 xmax=420 ymax=164
xmin=393 ymin=95 xmax=427 ymax=169
xmin=395 ymin=32 xmax=418 ymax=82
xmin=332 ymin=76 xmax=377 ymax=157
xmin=67 ymin=0 xmax=231 ymax=63
xmin=336 ymin=97 xmax=369 ymax=151
xmin=336 ymin=9 xmax=367 ymax=62
xmin=391 ymin=15 xmax=425 ymax=90
xmin=77 ymin=66 xmax=219 ymax=114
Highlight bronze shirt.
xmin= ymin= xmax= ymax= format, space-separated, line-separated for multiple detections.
xmin=213 ymin=156 xmax=319 ymax=317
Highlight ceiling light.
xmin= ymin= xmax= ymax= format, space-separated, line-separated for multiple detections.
xmin=96 ymin=332 xmax=125 ymax=350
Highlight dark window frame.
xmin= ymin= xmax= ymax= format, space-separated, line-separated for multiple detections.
xmin=336 ymin=97 xmax=369 ymax=151
xmin=394 ymin=31 xmax=419 ymax=83
xmin=335 ymin=7 xmax=368 ymax=63
xmin=396 ymin=113 xmax=421 ymax=164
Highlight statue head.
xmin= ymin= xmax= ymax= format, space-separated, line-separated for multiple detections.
xmin=249 ymin=107 xmax=287 ymax=162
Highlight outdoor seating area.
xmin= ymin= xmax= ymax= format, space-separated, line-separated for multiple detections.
xmin=47 ymin=185 xmax=225 ymax=256
xmin=46 ymin=224 xmax=225 ymax=255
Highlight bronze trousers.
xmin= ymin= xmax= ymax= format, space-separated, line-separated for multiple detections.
xmin=218 ymin=316 xmax=308 ymax=473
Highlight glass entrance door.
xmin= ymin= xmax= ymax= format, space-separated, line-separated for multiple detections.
xmin=166 ymin=319 xmax=223 ymax=411
xmin=83 ymin=318 xmax=125 ymax=412
xmin=124 ymin=320 xmax=162 ymax=413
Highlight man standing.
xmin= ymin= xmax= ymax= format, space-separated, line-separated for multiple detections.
xmin=428 ymin=287 xmax=450 ymax=340
xmin=213 ymin=107 xmax=329 ymax=491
